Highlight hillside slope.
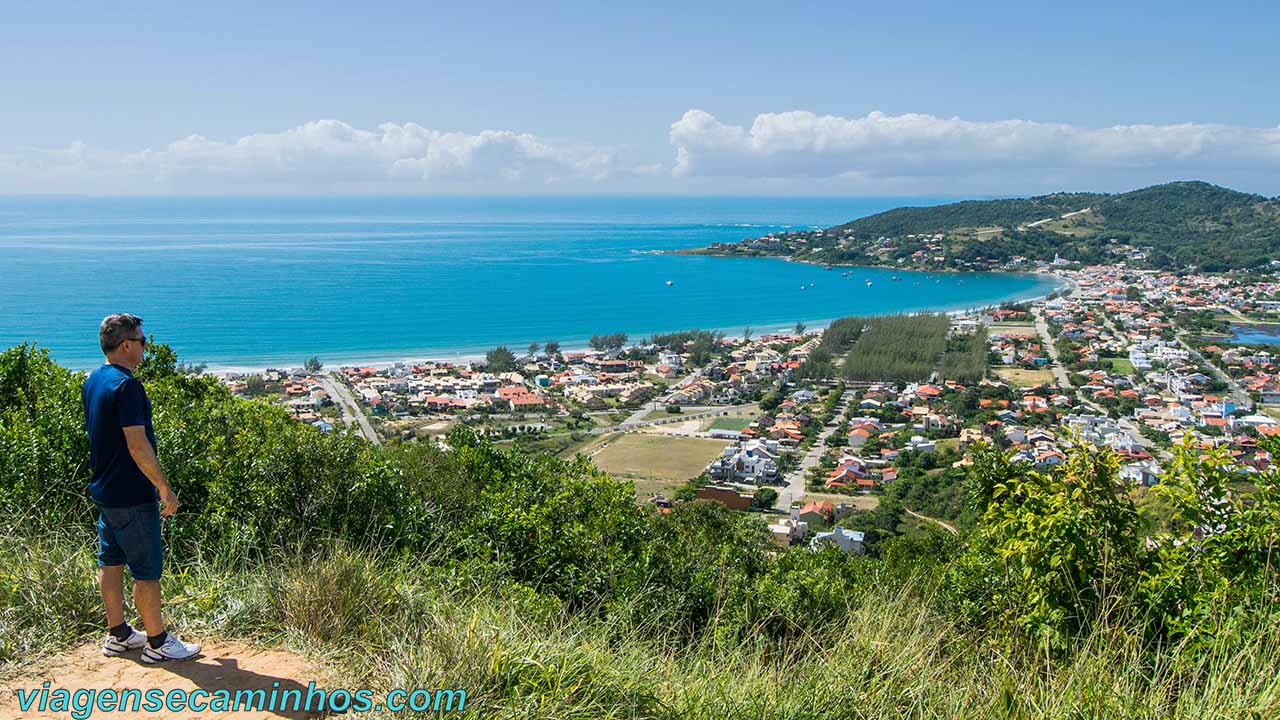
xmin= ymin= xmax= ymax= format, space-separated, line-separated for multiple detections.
xmin=700 ymin=181 xmax=1280 ymax=271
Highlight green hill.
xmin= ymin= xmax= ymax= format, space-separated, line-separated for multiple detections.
xmin=5 ymin=342 xmax=1280 ymax=716
xmin=832 ymin=191 xmax=1106 ymax=237
xmin=705 ymin=181 xmax=1280 ymax=271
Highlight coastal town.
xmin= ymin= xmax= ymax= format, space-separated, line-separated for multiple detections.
xmin=216 ymin=259 xmax=1280 ymax=553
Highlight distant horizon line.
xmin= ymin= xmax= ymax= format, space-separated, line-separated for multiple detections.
xmin=2 ymin=178 xmax=1270 ymax=202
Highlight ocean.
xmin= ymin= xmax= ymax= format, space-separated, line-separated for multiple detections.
xmin=0 ymin=195 xmax=1059 ymax=370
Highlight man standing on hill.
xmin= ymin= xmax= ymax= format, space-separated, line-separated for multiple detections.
xmin=84 ymin=313 xmax=200 ymax=663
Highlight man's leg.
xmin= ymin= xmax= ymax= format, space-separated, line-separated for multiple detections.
xmin=134 ymin=580 xmax=164 ymax=637
xmin=98 ymin=565 xmax=126 ymax=628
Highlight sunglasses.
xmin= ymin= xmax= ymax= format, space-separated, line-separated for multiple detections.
xmin=125 ymin=335 xmax=147 ymax=348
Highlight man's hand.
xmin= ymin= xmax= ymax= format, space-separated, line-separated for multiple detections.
xmin=124 ymin=425 xmax=176 ymax=515
xmin=158 ymin=486 xmax=180 ymax=516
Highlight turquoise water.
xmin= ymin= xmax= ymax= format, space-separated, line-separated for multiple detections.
xmin=0 ymin=196 xmax=1058 ymax=369
xmin=1230 ymin=324 xmax=1280 ymax=346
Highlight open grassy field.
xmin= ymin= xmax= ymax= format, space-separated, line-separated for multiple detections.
xmin=704 ymin=415 xmax=754 ymax=432
xmin=628 ymin=475 xmax=685 ymax=501
xmin=592 ymin=433 xmax=730 ymax=485
xmin=1106 ymin=357 xmax=1136 ymax=374
xmin=994 ymin=367 xmax=1056 ymax=387
xmin=935 ymin=437 xmax=962 ymax=453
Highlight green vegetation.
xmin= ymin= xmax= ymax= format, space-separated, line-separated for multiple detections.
xmin=799 ymin=314 xmax=988 ymax=383
xmin=4 ymin=343 xmax=1280 ymax=716
xmin=750 ymin=487 xmax=778 ymax=509
xmin=707 ymin=415 xmax=751 ymax=432
xmin=647 ymin=329 xmax=726 ymax=365
xmin=834 ymin=193 xmax=1104 ymax=237
xmin=1106 ymin=357 xmax=1136 ymax=375
xmin=711 ymin=182 xmax=1280 ymax=271
xmin=843 ymin=314 xmax=952 ymax=381
xmin=588 ymin=332 xmax=628 ymax=352
xmin=485 ymin=345 xmax=518 ymax=371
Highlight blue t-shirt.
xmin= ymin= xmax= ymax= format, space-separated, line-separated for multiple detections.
xmin=83 ymin=364 xmax=159 ymax=507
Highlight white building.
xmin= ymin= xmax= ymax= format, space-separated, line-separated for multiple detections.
xmin=810 ymin=527 xmax=867 ymax=555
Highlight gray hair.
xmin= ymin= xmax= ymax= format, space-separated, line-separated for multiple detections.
xmin=99 ymin=313 xmax=144 ymax=354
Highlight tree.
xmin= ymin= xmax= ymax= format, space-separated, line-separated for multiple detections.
xmin=795 ymin=321 xmax=807 ymax=335
xmin=486 ymin=346 xmax=518 ymax=372
xmin=760 ymin=390 xmax=783 ymax=412
xmin=948 ymin=441 xmax=1142 ymax=650
xmin=527 ymin=342 xmax=540 ymax=358
xmin=544 ymin=340 xmax=560 ymax=357
xmin=752 ymin=487 xmax=778 ymax=509
xmin=304 ymin=355 xmax=323 ymax=374
xmin=591 ymin=333 xmax=628 ymax=352
xmin=742 ymin=326 xmax=753 ymax=342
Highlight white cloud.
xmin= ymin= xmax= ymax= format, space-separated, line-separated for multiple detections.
xmin=4 ymin=112 xmax=1280 ymax=195
xmin=669 ymin=109 xmax=1280 ymax=191
xmin=0 ymin=120 xmax=627 ymax=193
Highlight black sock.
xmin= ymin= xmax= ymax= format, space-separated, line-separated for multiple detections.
xmin=147 ymin=630 xmax=168 ymax=649
xmin=109 ymin=622 xmax=133 ymax=641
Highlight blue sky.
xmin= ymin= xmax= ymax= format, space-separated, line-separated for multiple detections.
xmin=2 ymin=1 xmax=1277 ymax=195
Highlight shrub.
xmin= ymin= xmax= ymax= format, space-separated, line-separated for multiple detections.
xmin=948 ymin=441 xmax=1142 ymax=650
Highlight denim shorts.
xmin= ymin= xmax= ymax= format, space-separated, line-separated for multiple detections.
xmin=96 ymin=502 xmax=163 ymax=580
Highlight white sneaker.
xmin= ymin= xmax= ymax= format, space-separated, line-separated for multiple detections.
xmin=140 ymin=632 xmax=201 ymax=663
xmin=102 ymin=626 xmax=147 ymax=656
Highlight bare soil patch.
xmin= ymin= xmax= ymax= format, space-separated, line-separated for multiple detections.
xmin=1 ymin=639 xmax=328 ymax=719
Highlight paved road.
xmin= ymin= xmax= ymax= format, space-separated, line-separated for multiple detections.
xmin=1035 ymin=307 xmax=1160 ymax=453
xmin=1175 ymin=332 xmax=1253 ymax=411
xmin=1033 ymin=307 xmax=1074 ymax=390
xmin=319 ymin=375 xmax=381 ymax=445
xmin=616 ymin=369 xmax=708 ymax=426
xmin=774 ymin=389 xmax=853 ymax=511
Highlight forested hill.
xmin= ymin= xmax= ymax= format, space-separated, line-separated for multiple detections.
xmin=832 ymin=191 xmax=1107 ymax=237
xmin=694 ymin=182 xmax=1280 ymax=271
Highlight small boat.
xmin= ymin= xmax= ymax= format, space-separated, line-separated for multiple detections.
xmin=665 ymin=280 xmax=673 ymax=286
xmin=799 ymin=285 xmax=806 ymax=290
xmin=809 ymin=282 xmax=815 ymax=287
xmin=891 ymin=275 xmax=901 ymax=281
xmin=865 ymin=279 xmax=873 ymax=286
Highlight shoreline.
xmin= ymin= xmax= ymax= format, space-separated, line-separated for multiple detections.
xmin=22 ymin=274 xmax=1062 ymax=377
xmin=663 ymin=247 xmax=1054 ymax=277
xmin=198 ymin=273 xmax=1066 ymax=377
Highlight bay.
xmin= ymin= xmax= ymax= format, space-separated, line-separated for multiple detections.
xmin=0 ymin=195 xmax=1059 ymax=369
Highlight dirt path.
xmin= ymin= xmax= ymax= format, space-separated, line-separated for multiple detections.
xmin=904 ymin=508 xmax=957 ymax=535
xmin=1 ymin=640 xmax=328 ymax=719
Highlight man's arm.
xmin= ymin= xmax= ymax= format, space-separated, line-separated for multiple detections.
xmin=123 ymin=426 xmax=179 ymax=516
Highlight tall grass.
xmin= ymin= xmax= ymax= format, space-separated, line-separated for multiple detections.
xmin=4 ymin=528 xmax=1278 ymax=719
